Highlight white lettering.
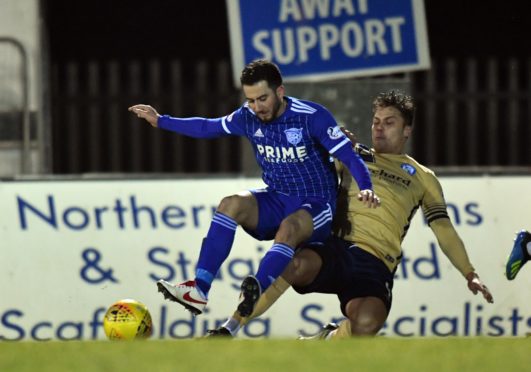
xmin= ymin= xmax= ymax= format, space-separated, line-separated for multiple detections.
xmin=301 ymin=0 xmax=330 ymax=19
xmin=297 ymin=26 xmax=318 ymax=63
xmin=333 ymin=0 xmax=354 ymax=17
xmin=282 ymin=147 xmax=295 ymax=159
xmin=279 ymin=0 xmax=302 ymax=22
xmin=252 ymin=31 xmax=273 ymax=60
xmin=273 ymin=29 xmax=296 ymax=64
xmin=386 ymin=17 xmax=405 ymax=52
xmin=258 ymin=145 xmax=308 ymax=161
xmin=365 ymin=19 xmax=387 ymax=55
xmin=265 ymin=146 xmax=275 ymax=158
xmin=341 ymin=22 xmax=364 ymax=57
xmin=252 ymin=16 xmax=405 ymax=63
xmin=296 ymin=146 xmax=307 ymax=158
xmin=357 ymin=0 xmax=368 ymax=14
xmin=319 ymin=23 xmax=340 ymax=60
xmin=280 ymin=0 xmax=368 ymax=21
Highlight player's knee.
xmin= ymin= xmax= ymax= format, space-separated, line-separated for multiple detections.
xmin=217 ymin=195 xmax=249 ymax=221
xmin=349 ymin=314 xmax=382 ymax=336
xmin=276 ymin=217 xmax=310 ymax=244
xmin=286 ymin=256 xmax=308 ymax=286
xmin=285 ymin=250 xmax=321 ymax=286
xmin=276 ymin=219 xmax=299 ymax=242
xmin=346 ymin=297 xmax=387 ymax=336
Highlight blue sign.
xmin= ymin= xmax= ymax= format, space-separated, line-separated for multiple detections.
xmin=227 ymin=0 xmax=430 ymax=84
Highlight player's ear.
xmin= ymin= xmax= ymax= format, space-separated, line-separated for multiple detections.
xmin=276 ymin=85 xmax=285 ymax=99
xmin=403 ymin=124 xmax=412 ymax=139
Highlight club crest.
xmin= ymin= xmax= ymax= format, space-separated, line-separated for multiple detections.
xmin=284 ymin=128 xmax=303 ymax=146
xmin=327 ymin=126 xmax=344 ymax=140
xmin=401 ymin=163 xmax=416 ymax=175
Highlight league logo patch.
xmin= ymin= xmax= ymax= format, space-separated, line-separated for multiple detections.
xmin=327 ymin=126 xmax=344 ymax=140
xmin=401 ymin=163 xmax=416 ymax=175
xmin=284 ymin=128 xmax=303 ymax=146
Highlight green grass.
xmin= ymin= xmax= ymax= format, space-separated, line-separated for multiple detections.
xmin=0 ymin=338 xmax=529 ymax=372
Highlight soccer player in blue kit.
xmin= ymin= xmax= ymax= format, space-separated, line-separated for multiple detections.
xmin=129 ymin=60 xmax=380 ymax=317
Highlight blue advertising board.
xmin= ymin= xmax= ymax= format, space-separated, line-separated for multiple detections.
xmin=226 ymin=0 xmax=430 ymax=84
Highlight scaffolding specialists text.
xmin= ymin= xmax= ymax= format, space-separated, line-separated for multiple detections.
xmin=1 ymin=302 xmax=529 ymax=341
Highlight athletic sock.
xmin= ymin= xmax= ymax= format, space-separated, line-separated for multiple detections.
xmin=195 ymin=212 xmax=237 ymax=295
xmin=244 ymin=276 xmax=290 ymax=322
xmin=255 ymin=243 xmax=294 ymax=292
xmin=226 ymin=276 xmax=291 ymax=335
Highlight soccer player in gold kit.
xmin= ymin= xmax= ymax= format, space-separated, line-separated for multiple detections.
xmin=209 ymin=90 xmax=494 ymax=339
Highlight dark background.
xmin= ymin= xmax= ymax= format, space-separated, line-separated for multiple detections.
xmin=41 ymin=1 xmax=531 ymax=173
xmin=44 ymin=1 xmax=529 ymax=64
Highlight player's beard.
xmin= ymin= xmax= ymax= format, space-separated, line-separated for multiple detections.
xmin=260 ymin=95 xmax=284 ymax=123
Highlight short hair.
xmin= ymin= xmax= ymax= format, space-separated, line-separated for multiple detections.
xmin=372 ymin=90 xmax=415 ymax=127
xmin=240 ymin=59 xmax=283 ymax=89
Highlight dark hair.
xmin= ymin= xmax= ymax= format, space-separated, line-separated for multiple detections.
xmin=372 ymin=90 xmax=415 ymax=127
xmin=240 ymin=59 xmax=283 ymax=89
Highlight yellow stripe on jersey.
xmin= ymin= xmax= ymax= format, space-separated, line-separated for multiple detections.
xmin=333 ymin=144 xmax=462 ymax=273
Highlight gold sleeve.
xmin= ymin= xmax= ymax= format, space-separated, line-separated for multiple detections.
xmin=334 ymin=158 xmax=344 ymax=173
xmin=429 ymin=218 xmax=475 ymax=277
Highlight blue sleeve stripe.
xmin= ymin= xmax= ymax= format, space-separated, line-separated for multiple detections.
xmin=329 ymin=137 xmax=351 ymax=154
xmin=221 ymin=116 xmax=231 ymax=134
xmin=291 ymin=98 xmax=317 ymax=113
xmin=291 ymin=107 xmax=316 ymax=114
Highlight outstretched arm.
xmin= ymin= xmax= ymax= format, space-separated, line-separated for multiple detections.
xmin=430 ymin=218 xmax=494 ymax=303
xmin=129 ymin=104 xmax=233 ymax=139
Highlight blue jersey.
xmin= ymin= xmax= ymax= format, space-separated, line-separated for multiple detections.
xmin=158 ymin=96 xmax=372 ymax=200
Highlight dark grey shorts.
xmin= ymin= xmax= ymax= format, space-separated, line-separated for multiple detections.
xmin=293 ymin=235 xmax=394 ymax=316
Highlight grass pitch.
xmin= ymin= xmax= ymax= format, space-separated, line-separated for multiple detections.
xmin=0 ymin=338 xmax=529 ymax=372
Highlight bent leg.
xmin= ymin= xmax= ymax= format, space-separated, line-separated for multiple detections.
xmin=224 ymin=276 xmax=291 ymax=334
xmin=196 ymin=192 xmax=258 ymax=295
xmin=332 ymin=297 xmax=388 ymax=338
xmin=248 ymin=249 xmax=322 ymax=321
xmin=229 ymin=249 xmax=322 ymax=333
xmin=216 ymin=191 xmax=259 ymax=228
xmin=254 ymin=209 xmax=314 ymax=292
xmin=283 ymin=248 xmax=323 ymax=287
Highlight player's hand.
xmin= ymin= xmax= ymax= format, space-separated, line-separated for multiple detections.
xmin=466 ymin=272 xmax=494 ymax=303
xmin=357 ymin=189 xmax=381 ymax=208
xmin=340 ymin=127 xmax=358 ymax=145
xmin=128 ymin=104 xmax=160 ymax=128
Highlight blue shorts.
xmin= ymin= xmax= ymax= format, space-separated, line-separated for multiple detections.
xmin=243 ymin=188 xmax=335 ymax=244
xmin=293 ymin=236 xmax=394 ymax=316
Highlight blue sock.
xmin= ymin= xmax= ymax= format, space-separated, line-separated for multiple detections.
xmin=255 ymin=243 xmax=294 ymax=292
xmin=195 ymin=212 xmax=237 ymax=296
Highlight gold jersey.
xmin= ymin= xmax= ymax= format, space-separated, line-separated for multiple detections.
xmin=334 ymin=144 xmax=473 ymax=276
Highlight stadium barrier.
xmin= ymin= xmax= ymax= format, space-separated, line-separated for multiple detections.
xmin=48 ymin=56 xmax=531 ymax=175
xmin=0 ymin=37 xmax=33 ymax=176
xmin=1 ymin=175 xmax=530 ymax=341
